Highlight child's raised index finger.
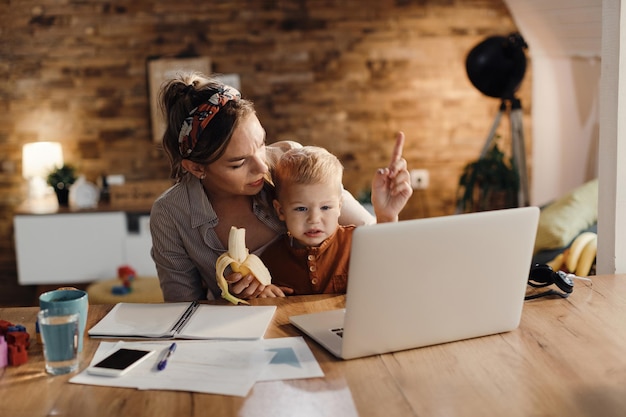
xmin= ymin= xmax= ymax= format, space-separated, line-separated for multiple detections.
xmin=389 ymin=131 xmax=405 ymax=165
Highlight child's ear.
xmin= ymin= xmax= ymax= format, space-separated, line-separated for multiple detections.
xmin=273 ymin=199 xmax=286 ymax=221
xmin=181 ymin=160 xmax=205 ymax=179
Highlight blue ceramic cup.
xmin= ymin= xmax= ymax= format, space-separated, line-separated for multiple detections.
xmin=39 ymin=289 xmax=88 ymax=353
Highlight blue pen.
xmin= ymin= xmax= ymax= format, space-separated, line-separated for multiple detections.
xmin=157 ymin=342 xmax=177 ymax=371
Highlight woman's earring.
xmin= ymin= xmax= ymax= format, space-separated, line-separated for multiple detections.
xmin=200 ymin=173 xmax=206 ymax=180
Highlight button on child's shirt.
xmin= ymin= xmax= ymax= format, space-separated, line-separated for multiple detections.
xmin=307 ymin=253 xmax=321 ymax=289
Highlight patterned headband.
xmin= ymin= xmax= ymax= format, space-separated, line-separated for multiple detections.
xmin=178 ymin=85 xmax=241 ymax=157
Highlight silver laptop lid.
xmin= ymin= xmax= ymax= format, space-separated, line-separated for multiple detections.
xmin=340 ymin=206 xmax=539 ymax=359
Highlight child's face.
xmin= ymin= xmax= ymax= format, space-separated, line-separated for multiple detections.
xmin=274 ymin=180 xmax=343 ymax=247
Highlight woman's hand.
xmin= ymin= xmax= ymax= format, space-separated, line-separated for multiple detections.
xmin=371 ymin=131 xmax=413 ymax=223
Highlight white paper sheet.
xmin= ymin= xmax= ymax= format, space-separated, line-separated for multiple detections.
xmin=70 ymin=337 xmax=323 ymax=396
xmin=257 ymin=337 xmax=324 ymax=381
xmin=71 ymin=340 xmax=274 ymax=397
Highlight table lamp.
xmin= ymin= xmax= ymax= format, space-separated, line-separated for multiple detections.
xmin=22 ymin=142 xmax=64 ymax=200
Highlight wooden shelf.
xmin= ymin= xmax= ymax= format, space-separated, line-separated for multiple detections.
xmin=15 ymin=194 xmax=152 ymax=216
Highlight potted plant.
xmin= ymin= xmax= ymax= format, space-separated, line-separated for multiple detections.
xmin=456 ymin=142 xmax=519 ymax=213
xmin=47 ymin=164 xmax=77 ymax=206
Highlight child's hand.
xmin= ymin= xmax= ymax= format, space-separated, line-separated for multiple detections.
xmin=256 ymin=284 xmax=293 ymax=298
xmin=226 ymin=272 xmax=266 ymax=299
xmin=371 ymin=131 xmax=413 ymax=222
xmin=228 ymin=274 xmax=294 ymax=299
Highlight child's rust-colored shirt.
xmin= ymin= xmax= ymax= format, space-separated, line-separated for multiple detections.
xmin=260 ymin=225 xmax=356 ymax=295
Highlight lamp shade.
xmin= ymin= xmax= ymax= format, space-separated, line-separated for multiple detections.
xmin=465 ymin=33 xmax=528 ymax=100
xmin=22 ymin=142 xmax=64 ymax=179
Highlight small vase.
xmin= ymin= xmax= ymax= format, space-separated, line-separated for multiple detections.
xmin=55 ymin=188 xmax=70 ymax=206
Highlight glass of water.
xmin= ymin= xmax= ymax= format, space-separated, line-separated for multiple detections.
xmin=38 ymin=309 xmax=80 ymax=375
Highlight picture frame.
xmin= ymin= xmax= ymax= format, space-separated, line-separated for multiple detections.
xmin=147 ymin=56 xmax=211 ymax=143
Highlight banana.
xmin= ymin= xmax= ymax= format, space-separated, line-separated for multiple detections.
xmin=546 ymin=253 xmax=564 ymax=272
xmin=215 ymin=226 xmax=272 ymax=305
xmin=565 ymin=232 xmax=597 ymax=273
xmin=575 ymin=235 xmax=597 ymax=276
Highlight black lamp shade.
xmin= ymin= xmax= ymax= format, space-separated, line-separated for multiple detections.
xmin=466 ymin=33 xmax=527 ymax=99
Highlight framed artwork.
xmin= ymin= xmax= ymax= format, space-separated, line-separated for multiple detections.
xmin=147 ymin=56 xmax=211 ymax=143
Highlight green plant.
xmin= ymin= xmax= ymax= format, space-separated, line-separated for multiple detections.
xmin=456 ymin=142 xmax=519 ymax=213
xmin=47 ymin=164 xmax=77 ymax=190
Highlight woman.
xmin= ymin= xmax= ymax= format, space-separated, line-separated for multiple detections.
xmin=150 ymin=72 xmax=412 ymax=302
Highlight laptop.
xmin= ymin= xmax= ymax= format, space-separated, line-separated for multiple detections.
xmin=289 ymin=206 xmax=540 ymax=360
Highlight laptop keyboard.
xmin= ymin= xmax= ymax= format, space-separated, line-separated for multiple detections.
xmin=331 ymin=327 xmax=344 ymax=338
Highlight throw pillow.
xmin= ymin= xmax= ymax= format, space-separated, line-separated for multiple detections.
xmin=534 ymin=179 xmax=598 ymax=253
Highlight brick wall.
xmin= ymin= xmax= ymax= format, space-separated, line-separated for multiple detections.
xmin=0 ymin=0 xmax=529 ymax=305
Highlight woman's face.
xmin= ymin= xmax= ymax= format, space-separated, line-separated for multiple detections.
xmin=202 ymin=113 xmax=268 ymax=197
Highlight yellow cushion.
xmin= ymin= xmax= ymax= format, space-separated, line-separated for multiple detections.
xmin=87 ymin=276 xmax=164 ymax=304
xmin=534 ymin=179 xmax=598 ymax=253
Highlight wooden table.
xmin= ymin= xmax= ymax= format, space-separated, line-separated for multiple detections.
xmin=2 ymin=274 xmax=626 ymax=417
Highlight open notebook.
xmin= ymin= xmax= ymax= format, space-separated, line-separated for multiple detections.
xmin=88 ymin=302 xmax=276 ymax=340
xmin=289 ymin=206 xmax=540 ymax=359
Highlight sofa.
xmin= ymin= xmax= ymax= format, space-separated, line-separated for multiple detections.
xmin=531 ymin=178 xmax=598 ymax=274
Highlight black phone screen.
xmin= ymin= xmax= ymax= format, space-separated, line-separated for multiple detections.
xmin=94 ymin=348 xmax=152 ymax=370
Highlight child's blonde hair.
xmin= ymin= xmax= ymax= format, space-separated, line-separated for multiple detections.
xmin=273 ymin=146 xmax=343 ymax=198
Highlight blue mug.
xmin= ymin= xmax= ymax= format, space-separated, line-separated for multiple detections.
xmin=39 ymin=289 xmax=88 ymax=352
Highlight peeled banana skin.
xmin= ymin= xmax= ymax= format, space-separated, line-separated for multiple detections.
xmin=215 ymin=226 xmax=273 ymax=305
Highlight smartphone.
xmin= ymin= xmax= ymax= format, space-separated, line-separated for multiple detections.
xmin=87 ymin=347 xmax=155 ymax=377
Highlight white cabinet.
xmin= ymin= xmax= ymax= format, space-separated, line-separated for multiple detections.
xmin=14 ymin=211 xmax=156 ymax=285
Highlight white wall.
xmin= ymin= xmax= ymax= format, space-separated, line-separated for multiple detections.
xmin=503 ymin=1 xmax=601 ymax=206
xmin=530 ymin=56 xmax=600 ymax=206
xmin=597 ymin=0 xmax=626 ymax=274
xmin=504 ymin=0 xmax=625 ymax=274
